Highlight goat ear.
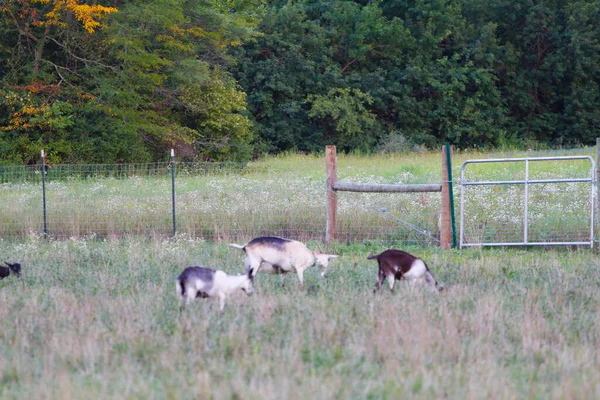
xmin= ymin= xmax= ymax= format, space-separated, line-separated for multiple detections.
xmin=327 ymin=255 xmax=338 ymax=259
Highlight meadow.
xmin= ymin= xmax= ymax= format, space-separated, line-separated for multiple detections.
xmin=0 ymin=149 xmax=599 ymax=399
xmin=1 ymin=237 xmax=599 ymax=399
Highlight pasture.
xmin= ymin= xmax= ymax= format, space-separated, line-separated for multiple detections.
xmin=1 ymin=149 xmax=599 ymax=399
xmin=1 ymin=237 xmax=599 ymax=399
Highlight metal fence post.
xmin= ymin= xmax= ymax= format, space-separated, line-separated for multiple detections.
xmin=170 ymin=149 xmax=176 ymax=236
xmin=445 ymin=143 xmax=457 ymax=248
xmin=41 ymin=150 xmax=48 ymax=239
xmin=441 ymin=143 xmax=457 ymax=249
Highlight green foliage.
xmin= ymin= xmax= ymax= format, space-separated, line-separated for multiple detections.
xmin=306 ymin=88 xmax=376 ymax=149
xmin=180 ymin=69 xmax=253 ymax=161
xmin=234 ymin=0 xmax=600 ymax=154
xmin=0 ymin=0 xmax=260 ymax=163
xmin=2 ymin=0 xmax=600 ymax=162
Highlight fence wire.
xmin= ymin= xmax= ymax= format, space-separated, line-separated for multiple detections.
xmin=2 ymin=155 xmax=596 ymax=247
xmin=0 ymin=161 xmax=443 ymax=245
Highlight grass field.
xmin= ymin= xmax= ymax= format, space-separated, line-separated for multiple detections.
xmin=0 ymin=237 xmax=599 ymax=399
xmin=1 ymin=149 xmax=599 ymax=399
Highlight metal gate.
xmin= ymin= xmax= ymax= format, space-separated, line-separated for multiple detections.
xmin=459 ymin=156 xmax=596 ymax=248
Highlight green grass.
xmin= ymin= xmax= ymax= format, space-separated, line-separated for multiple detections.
xmin=0 ymin=148 xmax=598 ymax=398
xmin=1 ymin=237 xmax=599 ymax=399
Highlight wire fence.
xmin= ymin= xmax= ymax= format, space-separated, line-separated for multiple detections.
xmin=0 ymin=161 xmax=443 ymax=245
xmin=2 ymin=152 xmax=595 ymax=247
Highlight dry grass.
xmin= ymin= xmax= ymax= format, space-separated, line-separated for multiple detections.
xmin=1 ymin=237 xmax=599 ymax=399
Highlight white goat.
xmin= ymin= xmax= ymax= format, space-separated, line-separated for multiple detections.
xmin=176 ymin=266 xmax=254 ymax=312
xmin=228 ymin=236 xmax=338 ymax=287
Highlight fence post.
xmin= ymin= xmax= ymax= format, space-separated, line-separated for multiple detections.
xmin=170 ymin=149 xmax=176 ymax=236
xmin=325 ymin=146 xmax=337 ymax=246
xmin=41 ymin=149 xmax=48 ymax=239
xmin=596 ymin=138 xmax=600 ymax=250
xmin=441 ymin=144 xmax=455 ymax=249
xmin=447 ymin=143 xmax=457 ymax=248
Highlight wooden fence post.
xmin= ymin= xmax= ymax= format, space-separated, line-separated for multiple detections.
xmin=326 ymin=146 xmax=337 ymax=245
xmin=592 ymin=138 xmax=600 ymax=252
xmin=440 ymin=145 xmax=452 ymax=249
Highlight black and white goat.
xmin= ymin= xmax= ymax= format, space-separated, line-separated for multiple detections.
xmin=228 ymin=236 xmax=338 ymax=287
xmin=176 ymin=266 xmax=253 ymax=312
xmin=0 ymin=262 xmax=21 ymax=280
xmin=368 ymin=249 xmax=443 ymax=293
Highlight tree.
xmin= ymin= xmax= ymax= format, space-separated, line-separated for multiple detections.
xmin=0 ymin=0 xmax=260 ymax=164
xmin=0 ymin=0 xmax=120 ymax=163
xmin=306 ymin=88 xmax=376 ymax=150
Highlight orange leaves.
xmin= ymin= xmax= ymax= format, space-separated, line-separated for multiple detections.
xmin=16 ymin=81 xmax=61 ymax=96
xmin=6 ymin=0 xmax=117 ymax=34
xmin=21 ymin=106 xmax=46 ymax=115
xmin=45 ymin=0 xmax=117 ymax=33
xmin=1 ymin=104 xmax=48 ymax=131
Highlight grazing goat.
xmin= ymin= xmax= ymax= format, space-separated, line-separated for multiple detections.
xmin=368 ymin=249 xmax=443 ymax=293
xmin=228 ymin=236 xmax=338 ymax=287
xmin=0 ymin=262 xmax=21 ymax=280
xmin=176 ymin=266 xmax=253 ymax=312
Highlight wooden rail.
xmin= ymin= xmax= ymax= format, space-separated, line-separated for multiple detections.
xmin=332 ymin=182 xmax=441 ymax=193
xmin=325 ymin=145 xmax=453 ymax=248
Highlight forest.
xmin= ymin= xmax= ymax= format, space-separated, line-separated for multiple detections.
xmin=1 ymin=0 xmax=599 ymax=164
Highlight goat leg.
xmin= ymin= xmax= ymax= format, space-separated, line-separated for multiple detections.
xmin=374 ymin=270 xmax=385 ymax=294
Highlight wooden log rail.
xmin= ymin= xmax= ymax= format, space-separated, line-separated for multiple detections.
xmin=325 ymin=145 xmax=453 ymax=248
xmin=332 ymin=182 xmax=442 ymax=193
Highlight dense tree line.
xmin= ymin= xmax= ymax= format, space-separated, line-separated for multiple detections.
xmin=1 ymin=0 xmax=599 ymax=164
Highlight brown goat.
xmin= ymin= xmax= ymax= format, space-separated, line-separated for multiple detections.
xmin=368 ymin=249 xmax=442 ymax=293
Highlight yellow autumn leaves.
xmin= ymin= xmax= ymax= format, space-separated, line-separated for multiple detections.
xmin=34 ymin=0 xmax=117 ymax=33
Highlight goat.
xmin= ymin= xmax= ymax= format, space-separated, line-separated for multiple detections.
xmin=176 ymin=266 xmax=253 ymax=312
xmin=0 ymin=262 xmax=21 ymax=280
xmin=368 ymin=249 xmax=443 ymax=293
xmin=228 ymin=236 xmax=338 ymax=287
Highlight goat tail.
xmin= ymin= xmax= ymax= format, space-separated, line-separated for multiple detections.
xmin=228 ymin=243 xmax=245 ymax=251
xmin=367 ymin=253 xmax=379 ymax=260
xmin=176 ymin=278 xmax=186 ymax=299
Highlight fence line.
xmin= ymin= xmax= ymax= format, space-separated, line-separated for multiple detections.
xmin=0 ymin=152 xmax=443 ymax=245
xmin=4 ymin=148 xmax=593 ymax=247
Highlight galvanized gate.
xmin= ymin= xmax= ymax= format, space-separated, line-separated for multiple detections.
xmin=459 ymin=156 xmax=596 ymax=248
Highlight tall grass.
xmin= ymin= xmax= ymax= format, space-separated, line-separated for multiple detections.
xmin=0 ymin=149 xmax=598 ymax=400
xmin=1 ymin=237 xmax=599 ymax=399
